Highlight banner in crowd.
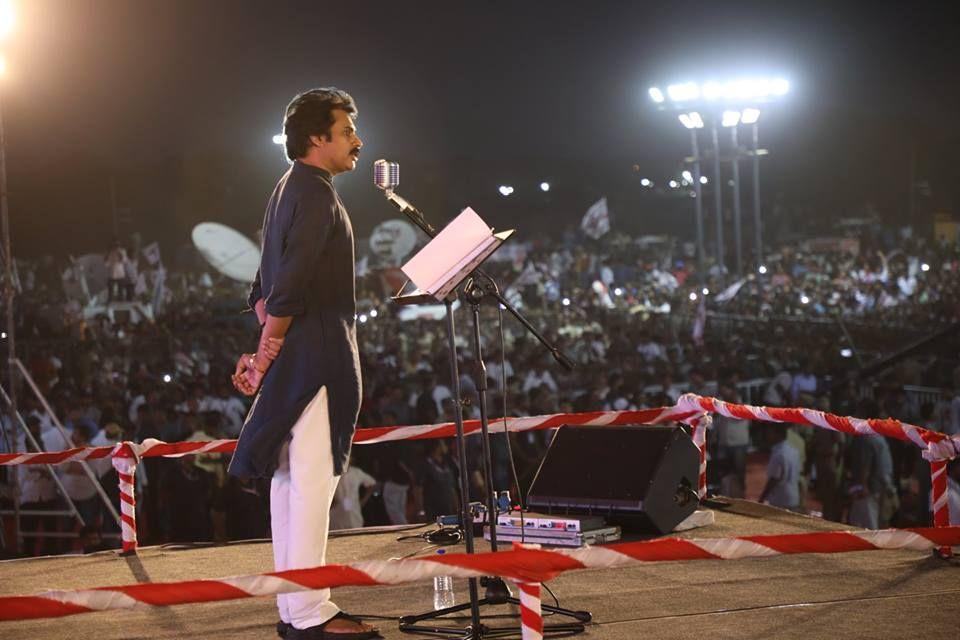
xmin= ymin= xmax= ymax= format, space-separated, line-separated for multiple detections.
xmin=580 ymin=197 xmax=610 ymax=239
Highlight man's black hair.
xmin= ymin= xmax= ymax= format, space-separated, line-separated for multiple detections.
xmin=283 ymin=87 xmax=357 ymax=161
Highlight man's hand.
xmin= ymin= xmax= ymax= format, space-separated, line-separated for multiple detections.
xmin=232 ymin=353 xmax=260 ymax=396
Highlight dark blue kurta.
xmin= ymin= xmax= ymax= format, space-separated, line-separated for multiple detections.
xmin=228 ymin=161 xmax=361 ymax=480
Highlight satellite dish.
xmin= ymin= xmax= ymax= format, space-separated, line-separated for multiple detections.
xmin=191 ymin=222 xmax=260 ymax=283
xmin=369 ymin=219 xmax=417 ymax=265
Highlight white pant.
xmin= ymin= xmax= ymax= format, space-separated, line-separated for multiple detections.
xmin=271 ymin=386 xmax=341 ymax=629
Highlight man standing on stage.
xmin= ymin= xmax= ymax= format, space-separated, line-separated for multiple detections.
xmin=229 ymin=88 xmax=378 ymax=639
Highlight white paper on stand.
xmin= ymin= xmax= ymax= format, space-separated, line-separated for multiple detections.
xmin=400 ymin=207 xmax=511 ymax=300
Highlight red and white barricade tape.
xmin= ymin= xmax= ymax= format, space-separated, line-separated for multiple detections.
xmin=0 ymin=526 xmax=957 ymax=623
xmin=1 ymin=400 xmax=957 ymax=554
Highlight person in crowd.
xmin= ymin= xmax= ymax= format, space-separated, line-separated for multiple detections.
xmin=760 ymin=424 xmax=801 ymax=511
xmin=329 ymin=462 xmax=377 ymax=530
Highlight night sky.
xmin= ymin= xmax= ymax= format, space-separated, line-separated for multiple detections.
xmin=3 ymin=1 xmax=959 ymax=259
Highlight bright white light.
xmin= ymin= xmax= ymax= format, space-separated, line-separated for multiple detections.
xmin=702 ymin=81 xmax=723 ymax=100
xmin=741 ymin=107 xmax=761 ymax=124
xmin=0 ymin=1 xmax=15 ymax=39
xmin=648 ymin=87 xmax=665 ymax=103
xmin=921 ymin=263 xmax=931 ymax=272
xmin=614 ymin=287 xmax=623 ymax=296
xmin=722 ymin=110 xmax=742 ymax=127
xmin=689 ymin=292 xmax=698 ymax=301
xmin=758 ymin=264 xmax=768 ymax=274
xmin=369 ymin=309 xmax=378 ymax=318
xmin=800 ymin=295 xmax=810 ymax=305
xmin=668 ymin=180 xmax=678 ymax=189
xmin=679 ymin=111 xmax=705 ymax=129
xmin=640 ymin=178 xmax=652 ymax=187
xmin=689 ymin=112 xmax=704 ymax=128
xmin=681 ymin=170 xmax=693 ymax=183
xmin=678 ymin=113 xmax=695 ymax=129
xmin=771 ymin=78 xmax=790 ymax=96
xmin=562 ymin=297 xmax=571 ymax=307
xmin=162 ymin=374 xmax=172 ymax=383
xmin=272 ymin=134 xmax=286 ymax=145
xmin=840 ymin=348 xmax=853 ymax=358
xmin=0 ymin=332 xmax=5 ymax=339
xmin=540 ymin=182 xmax=550 ymax=192
xmin=667 ymin=82 xmax=700 ymax=102
xmin=681 ymin=180 xmax=690 ymax=186
xmin=702 ymin=287 xmax=709 ymax=296
xmin=498 ymin=185 xmax=514 ymax=196
xmin=358 ymin=314 xmax=368 ymax=323
xmin=699 ymin=175 xmax=708 ymax=184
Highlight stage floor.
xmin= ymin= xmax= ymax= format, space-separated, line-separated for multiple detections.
xmin=2 ymin=500 xmax=958 ymax=639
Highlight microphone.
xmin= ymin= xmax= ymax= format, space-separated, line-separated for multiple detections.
xmin=373 ymin=159 xmax=400 ymax=191
xmin=373 ymin=159 xmax=436 ymax=235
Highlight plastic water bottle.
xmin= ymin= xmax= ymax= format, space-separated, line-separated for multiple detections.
xmin=433 ymin=549 xmax=455 ymax=610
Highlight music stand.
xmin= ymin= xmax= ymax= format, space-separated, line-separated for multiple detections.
xmin=392 ymin=209 xmax=588 ymax=639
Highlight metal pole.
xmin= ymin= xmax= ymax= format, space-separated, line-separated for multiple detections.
xmin=730 ymin=125 xmax=743 ymax=277
xmin=0 ymin=82 xmax=21 ymax=553
xmin=710 ymin=118 xmax=725 ymax=278
xmin=690 ymin=129 xmax=706 ymax=282
xmin=752 ymin=122 xmax=763 ymax=268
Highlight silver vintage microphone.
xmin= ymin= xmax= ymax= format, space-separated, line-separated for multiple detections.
xmin=373 ymin=159 xmax=436 ymax=235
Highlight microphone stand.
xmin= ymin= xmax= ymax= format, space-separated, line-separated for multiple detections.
xmin=383 ymin=189 xmax=590 ymax=639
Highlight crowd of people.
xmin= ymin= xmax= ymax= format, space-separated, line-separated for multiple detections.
xmin=1 ymin=221 xmax=959 ymax=556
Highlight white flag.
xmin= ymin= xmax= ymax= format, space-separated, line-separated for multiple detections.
xmin=580 ymin=197 xmax=610 ymax=239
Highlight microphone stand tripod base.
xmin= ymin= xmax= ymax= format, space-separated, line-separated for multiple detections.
xmin=398 ymin=574 xmax=590 ymax=638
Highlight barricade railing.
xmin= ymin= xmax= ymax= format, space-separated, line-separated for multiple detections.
xmin=2 ymin=395 xmax=956 ymax=556
xmin=2 ymin=396 xmax=958 ymax=634
xmin=0 ymin=526 xmax=957 ymax=635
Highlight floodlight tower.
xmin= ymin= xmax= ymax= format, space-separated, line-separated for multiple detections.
xmin=677 ymin=111 xmax=706 ymax=278
xmin=740 ymin=107 xmax=763 ymax=267
xmin=648 ymin=76 xmax=788 ymax=275
xmin=722 ymin=110 xmax=743 ymax=276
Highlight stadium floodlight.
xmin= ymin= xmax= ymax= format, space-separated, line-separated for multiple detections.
xmin=540 ymin=182 xmax=550 ymax=192
xmin=562 ymin=297 xmax=571 ymax=307
xmin=272 ymin=134 xmax=286 ymax=145
xmin=668 ymin=180 xmax=679 ymax=189
xmin=771 ymin=78 xmax=790 ymax=96
xmin=498 ymin=185 xmax=514 ymax=196
xmin=640 ymin=178 xmax=652 ymax=187
xmin=648 ymin=87 xmax=665 ymax=103
xmin=921 ymin=263 xmax=931 ymax=272
xmin=699 ymin=175 xmax=708 ymax=184
xmin=722 ymin=110 xmax=742 ymax=127
xmin=800 ymin=294 xmax=810 ymax=305
xmin=689 ymin=292 xmax=698 ymax=301
xmin=741 ymin=107 xmax=761 ymax=124
xmin=702 ymin=81 xmax=723 ymax=100
xmin=667 ymin=82 xmax=700 ymax=102
xmin=702 ymin=287 xmax=710 ymax=296
xmin=758 ymin=264 xmax=768 ymax=274
xmin=681 ymin=170 xmax=693 ymax=183
xmin=678 ymin=111 xmax=705 ymax=129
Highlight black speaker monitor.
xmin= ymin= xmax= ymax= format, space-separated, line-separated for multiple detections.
xmin=526 ymin=425 xmax=699 ymax=534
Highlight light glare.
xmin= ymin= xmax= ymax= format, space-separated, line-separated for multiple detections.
xmin=272 ymin=134 xmax=286 ymax=145
xmin=640 ymin=178 xmax=652 ymax=187
xmin=699 ymin=176 xmax=708 ymax=184
xmin=921 ymin=263 xmax=931 ymax=272
xmin=648 ymin=87 xmax=665 ymax=103
xmin=681 ymin=170 xmax=693 ymax=183
xmin=722 ymin=110 xmax=742 ymax=127
xmin=689 ymin=292 xmax=698 ymax=301
xmin=668 ymin=180 xmax=678 ymax=189
xmin=540 ymin=182 xmax=550 ymax=192
xmin=667 ymin=82 xmax=700 ymax=102
xmin=741 ymin=107 xmax=761 ymax=124
xmin=0 ymin=1 xmax=14 ymax=39
xmin=498 ymin=185 xmax=514 ymax=196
